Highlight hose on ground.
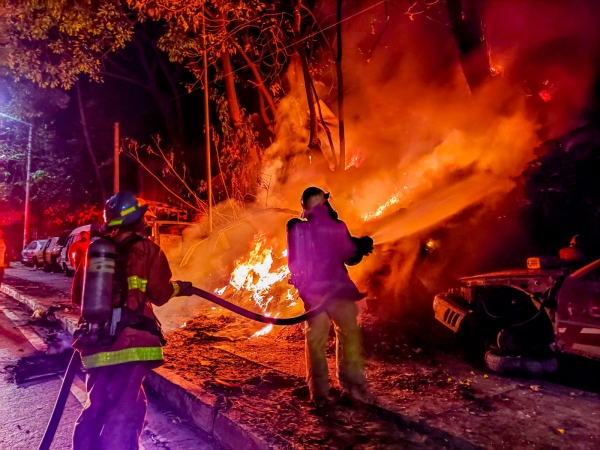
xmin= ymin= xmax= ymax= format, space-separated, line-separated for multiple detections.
xmin=189 ymin=286 xmax=321 ymax=325
xmin=38 ymin=350 xmax=82 ymax=450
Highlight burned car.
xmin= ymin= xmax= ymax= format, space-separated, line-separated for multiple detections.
xmin=433 ymin=241 xmax=600 ymax=375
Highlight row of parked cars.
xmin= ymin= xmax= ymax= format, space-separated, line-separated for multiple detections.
xmin=21 ymin=225 xmax=98 ymax=276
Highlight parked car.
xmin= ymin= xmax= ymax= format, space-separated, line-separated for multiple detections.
xmin=433 ymin=241 xmax=600 ymax=376
xmin=42 ymin=233 xmax=69 ymax=272
xmin=59 ymin=224 xmax=101 ymax=277
xmin=41 ymin=237 xmax=57 ymax=272
xmin=21 ymin=239 xmax=49 ymax=267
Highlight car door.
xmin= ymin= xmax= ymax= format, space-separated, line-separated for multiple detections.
xmin=556 ymin=260 xmax=600 ymax=359
xmin=42 ymin=239 xmax=53 ymax=264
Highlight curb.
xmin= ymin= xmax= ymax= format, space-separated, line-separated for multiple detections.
xmin=0 ymin=283 xmax=275 ymax=450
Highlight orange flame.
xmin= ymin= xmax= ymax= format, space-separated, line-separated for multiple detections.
xmin=362 ymin=186 xmax=410 ymax=221
xmin=216 ymin=234 xmax=292 ymax=311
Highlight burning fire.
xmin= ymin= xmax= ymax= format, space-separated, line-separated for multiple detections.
xmin=362 ymin=186 xmax=410 ymax=222
xmin=215 ymin=234 xmax=294 ymax=312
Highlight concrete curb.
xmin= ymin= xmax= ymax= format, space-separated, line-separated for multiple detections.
xmin=0 ymin=282 xmax=276 ymax=450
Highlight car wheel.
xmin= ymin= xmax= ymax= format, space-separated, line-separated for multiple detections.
xmin=43 ymin=263 xmax=52 ymax=273
xmin=485 ymin=350 xmax=522 ymax=374
xmin=65 ymin=268 xmax=75 ymax=277
xmin=485 ymin=350 xmax=558 ymax=376
xmin=33 ymin=257 xmax=39 ymax=268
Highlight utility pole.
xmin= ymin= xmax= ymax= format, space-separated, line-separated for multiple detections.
xmin=114 ymin=122 xmax=120 ymax=195
xmin=24 ymin=125 xmax=32 ymax=247
xmin=202 ymin=4 xmax=213 ymax=232
xmin=0 ymin=113 xmax=33 ymax=248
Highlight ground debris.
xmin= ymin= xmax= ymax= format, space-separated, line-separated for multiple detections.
xmin=163 ymin=315 xmax=441 ymax=449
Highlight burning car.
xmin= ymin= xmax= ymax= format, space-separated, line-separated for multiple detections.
xmin=433 ymin=239 xmax=600 ymax=376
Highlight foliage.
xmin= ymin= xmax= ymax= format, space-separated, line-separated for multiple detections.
xmin=0 ymin=77 xmax=103 ymax=234
xmin=1 ymin=0 xmax=135 ymax=88
xmin=211 ymin=83 xmax=261 ymax=201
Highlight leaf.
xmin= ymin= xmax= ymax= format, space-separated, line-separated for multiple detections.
xmin=557 ymin=428 xmax=565 ymax=434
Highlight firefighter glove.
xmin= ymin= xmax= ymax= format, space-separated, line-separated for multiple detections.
xmin=173 ymin=281 xmax=194 ymax=297
xmin=346 ymin=236 xmax=374 ymax=266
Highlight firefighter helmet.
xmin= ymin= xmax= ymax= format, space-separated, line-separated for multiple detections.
xmin=300 ymin=186 xmax=330 ymax=210
xmin=104 ymin=191 xmax=149 ymax=229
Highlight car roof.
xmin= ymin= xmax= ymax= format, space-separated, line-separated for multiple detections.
xmin=69 ymin=223 xmax=102 ymax=235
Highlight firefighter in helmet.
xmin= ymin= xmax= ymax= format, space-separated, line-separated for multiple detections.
xmin=287 ymin=187 xmax=374 ymax=406
xmin=72 ymin=191 xmax=192 ymax=450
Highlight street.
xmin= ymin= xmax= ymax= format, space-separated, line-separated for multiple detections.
xmin=0 ymin=291 xmax=217 ymax=450
xmin=3 ymin=264 xmax=600 ymax=449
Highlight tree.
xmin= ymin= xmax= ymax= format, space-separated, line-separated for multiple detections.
xmin=0 ymin=0 xmax=134 ymax=89
xmin=101 ymin=21 xmax=187 ymax=149
xmin=0 ymin=77 xmax=103 ymax=234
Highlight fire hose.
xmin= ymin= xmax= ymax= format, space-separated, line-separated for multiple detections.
xmin=38 ymin=286 xmax=322 ymax=450
xmin=38 ymin=351 xmax=81 ymax=450
xmin=189 ymin=286 xmax=325 ymax=325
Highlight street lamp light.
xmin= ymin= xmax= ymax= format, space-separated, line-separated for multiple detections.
xmin=0 ymin=112 xmax=33 ymax=248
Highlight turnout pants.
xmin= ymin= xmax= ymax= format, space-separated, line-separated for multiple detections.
xmin=305 ymin=300 xmax=366 ymax=399
xmin=72 ymin=362 xmax=148 ymax=450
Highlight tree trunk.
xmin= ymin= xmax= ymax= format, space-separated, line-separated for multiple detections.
xmin=294 ymin=0 xmax=319 ymax=151
xmin=446 ymin=0 xmax=490 ymax=94
xmin=235 ymin=41 xmax=277 ymax=124
xmin=76 ymin=83 xmax=106 ymax=202
xmin=336 ymin=0 xmax=346 ymax=170
xmin=311 ymin=82 xmax=337 ymax=168
xmin=221 ymin=49 xmax=242 ymax=127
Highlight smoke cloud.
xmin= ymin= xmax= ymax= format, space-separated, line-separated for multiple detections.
xmin=159 ymin=0 xmax=600 ymax=325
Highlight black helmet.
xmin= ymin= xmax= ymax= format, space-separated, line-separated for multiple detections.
xmin=104 ymin=191 xmax=149 ymax=229
xmin=300 ymin=186 xmax=330 ymax=210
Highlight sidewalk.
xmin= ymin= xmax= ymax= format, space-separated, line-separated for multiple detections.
xmin=3 ymin=267 xmax=600 ymax=449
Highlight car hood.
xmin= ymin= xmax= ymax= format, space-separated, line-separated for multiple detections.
xmin=460 ymin=269 xmax=567 ymax=294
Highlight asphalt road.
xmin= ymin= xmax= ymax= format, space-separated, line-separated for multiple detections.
xmin=0 ymin=292 xmax=217 ymax=450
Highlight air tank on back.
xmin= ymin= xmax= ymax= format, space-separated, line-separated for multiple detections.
xmin=81 ymin=237 xmax=117 ymax=324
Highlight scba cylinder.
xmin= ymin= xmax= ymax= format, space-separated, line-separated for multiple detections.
xmin=81 ymin=237 xmax=117 ymax=324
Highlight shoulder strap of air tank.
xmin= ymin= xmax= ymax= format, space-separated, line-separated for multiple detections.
xmin=115 ymin=233 xmax=146 ymax=312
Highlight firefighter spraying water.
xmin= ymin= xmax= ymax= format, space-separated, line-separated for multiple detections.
xmin=287 ymin=187 xmax=374 ymax=407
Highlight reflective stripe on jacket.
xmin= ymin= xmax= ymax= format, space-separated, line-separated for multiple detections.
xmin=74 ymin=231 xmax=176 ymax=368
xmin=81 ymin=346 xmax=164 ymax=369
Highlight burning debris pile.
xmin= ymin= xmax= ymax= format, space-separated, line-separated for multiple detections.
xmin=212 ymin=234 xmax=302 ymax=336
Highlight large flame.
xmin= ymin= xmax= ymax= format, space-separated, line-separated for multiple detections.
xmin=216 ymin=234 xmax=296 ymax=313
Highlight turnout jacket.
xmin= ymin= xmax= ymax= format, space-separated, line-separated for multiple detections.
xmin=74 ymin=231 xmax=177 ymax=369
xmin=287 ymin=204 xmax=365 ymax=309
